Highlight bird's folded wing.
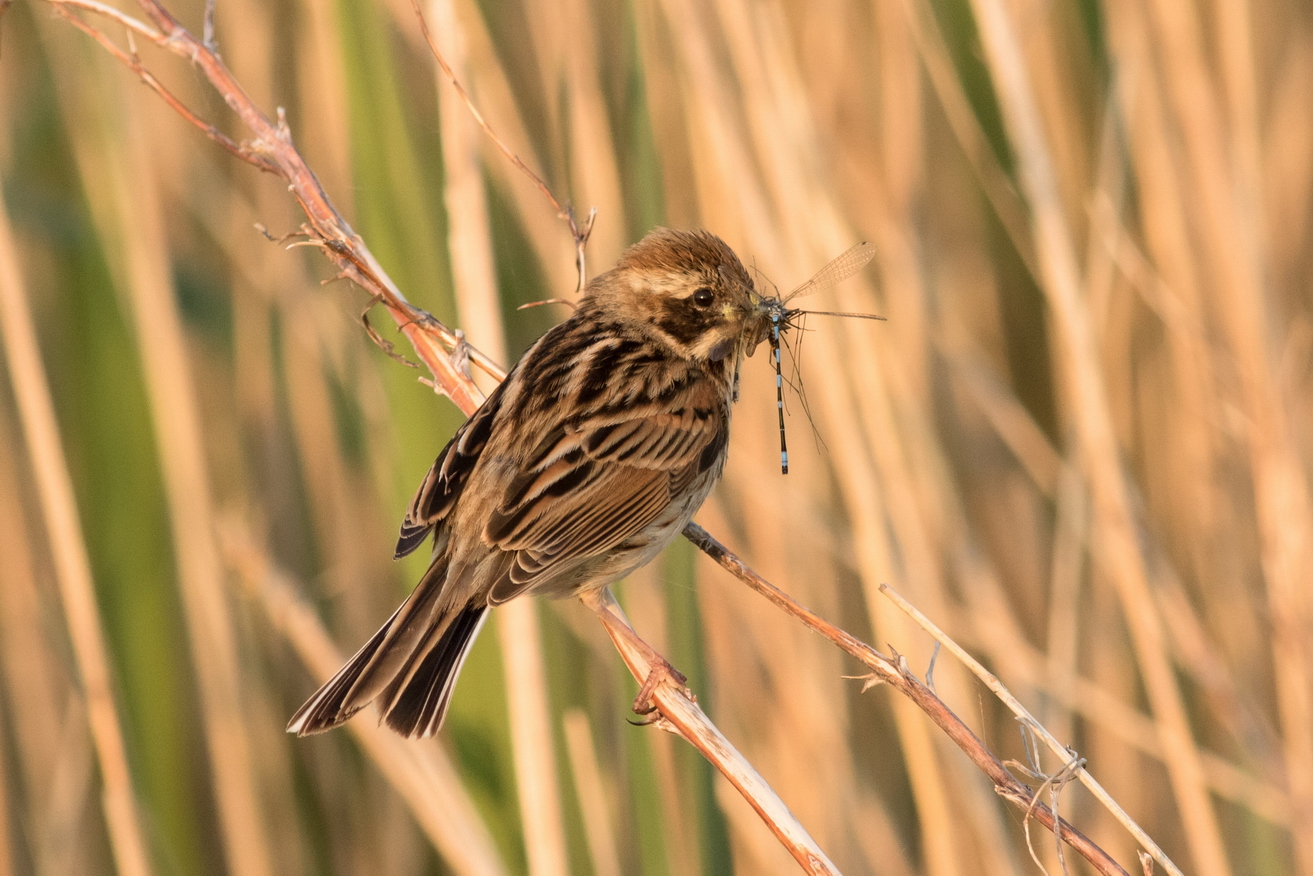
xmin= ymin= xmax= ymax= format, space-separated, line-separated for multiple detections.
xmin=485 ymin=398 xmax=725 ymax=599
xmin=394 ymin=377 xmax=509 ymax=558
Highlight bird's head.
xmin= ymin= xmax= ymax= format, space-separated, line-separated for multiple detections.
xmin=583 ymin=228 xmax=770 ymax=363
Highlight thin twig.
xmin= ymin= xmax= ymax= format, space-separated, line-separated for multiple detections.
xmin=879 ymin=582 xmax=1183 ymax=876
xmin=50 ymin=5 xmax=277 ymax=173
xmin=408 ymin=0 xmax=593 ymax=288
xmin=684 ymin=524 xmax=1131 ymax=876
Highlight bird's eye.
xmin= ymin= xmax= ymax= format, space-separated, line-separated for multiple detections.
xmin=692 ymin=287 xmax=715 ymax=308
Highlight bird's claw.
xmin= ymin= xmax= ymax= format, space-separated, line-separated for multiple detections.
xmin=630 ymin=657 xmax=691 ymax=719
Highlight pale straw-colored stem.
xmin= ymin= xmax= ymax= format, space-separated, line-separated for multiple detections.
xmin=497 ymin=605 xmax=571 ymax=876
xmin=1138 ymin=0 xmax=1313 ymax=861
xmin=94 ymin=88 xmax=274 ymax=876
xmin=219 ymin=519 xmax=509 ymax=876
xmin=578 ymin=587 xmax=844 ymax=876
xmin=967 ymin=0 xmax=1227 ymax=872
xmin=879 ymin=583 xmax=1181 ymax=876
xmin=562 ymin=710 xmax=624 ymax=876
xmin=0 ymin=169 xmax=154 ymax=876
xmin=426 ymin=2 xmax=571 ymax=871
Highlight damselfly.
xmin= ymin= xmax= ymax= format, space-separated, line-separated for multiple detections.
xmin=755 ymin=242 xmax=884 ymax=473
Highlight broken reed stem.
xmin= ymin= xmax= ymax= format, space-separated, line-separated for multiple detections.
xmin=46 ymin=2 xmax=1141 ymax=873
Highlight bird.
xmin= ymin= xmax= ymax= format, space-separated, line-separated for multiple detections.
xmin=288 ymin=227 xmax=773 ymax=738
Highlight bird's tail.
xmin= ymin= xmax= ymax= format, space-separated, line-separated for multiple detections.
xmin=287 ymin=582 xmax=488 ymax=739
xmin=377 ymin=603 xmax=488 ymax=737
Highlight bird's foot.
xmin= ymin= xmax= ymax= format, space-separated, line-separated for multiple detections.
xmin=630 ymin=657 xmax=691 ymax=724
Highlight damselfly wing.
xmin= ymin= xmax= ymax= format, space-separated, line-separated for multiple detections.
xmin=757 ymin=242 xmax=882 ymax=473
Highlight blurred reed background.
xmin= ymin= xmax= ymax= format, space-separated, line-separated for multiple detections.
xmin=1 ymin=0 xmax=1310 ymax=873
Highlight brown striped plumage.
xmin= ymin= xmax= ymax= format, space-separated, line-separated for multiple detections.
xmin=288 ymin=228 xmax=771 ymax=738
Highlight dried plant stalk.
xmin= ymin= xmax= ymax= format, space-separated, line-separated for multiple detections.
xmin=0 ymin=159 xmax=153 ymax=876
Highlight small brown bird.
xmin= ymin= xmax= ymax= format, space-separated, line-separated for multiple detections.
xmin=288 ymin=228 xmax=771 ymax=738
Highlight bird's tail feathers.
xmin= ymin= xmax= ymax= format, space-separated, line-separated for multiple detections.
xmin=287 ymin=561 xmax=486 ymax=738
xmin=378 ymin=604 xmax=488 ymax=737
xmin=285 ymin=599 xmax=407 ymax=736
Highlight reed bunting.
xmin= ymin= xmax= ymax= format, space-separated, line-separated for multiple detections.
xmin=289 ymin=228 xmax=773 ymax=738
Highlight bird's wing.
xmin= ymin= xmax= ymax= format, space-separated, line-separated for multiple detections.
xmin=484 ymin=383 xmax=727 ymax=601
xmin=394 ymin=376 xmax=510 ymax=558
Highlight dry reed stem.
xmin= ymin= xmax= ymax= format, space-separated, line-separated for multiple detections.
xmin=578 ymin=587 xmax=843 ymax=876
xmin=968 ymin=0 xmax=1229 ymax=872
xmin=1096 ymin=19 xmax=1298 ymax=845
xmin=1137 ymin=0 xmax=1313 ymax=861
xmin=219 ymin=519 xmax=509 ymax=876
xmin=77 ymin=82 xmax=275 ymax=876
xmin=497 ymin=604 xmax=571 ymax=876
xmin=423 ymin=2 xmax=571 ymax=870
xmin=619 ymin=571 xmax=710 ymax=875
xmin=0 ymin=432 xmax=93 ymax=875
xmin=0 ymin=162 xmax=153 ymax=876
xmin=896 ymin=0 xmax=1037 ymax=279
xmin=562 ymin=710 xmax=624 ymax=876
xmin=878 ymin=583 xmax=1182 ymax=876
xmin=0 ymin=701 xmax=12 ymax=876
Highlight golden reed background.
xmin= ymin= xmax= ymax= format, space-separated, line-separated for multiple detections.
xmin=1 ymin=0 xmax=1310 ymax=873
